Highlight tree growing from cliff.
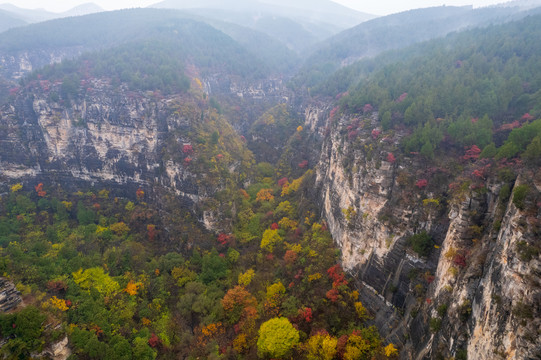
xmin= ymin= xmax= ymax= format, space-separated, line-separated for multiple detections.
xmin=415 ymin=179 xmax=428 ymax=189
xmin=34 ymin=183 xmax=46 ymax=197
xmin=512 ymin=184 xmax=530 ymax=210
xmin=407 ymin=231 xmax=433 ymax=257
xmin=182 ymin=144 xmax=193 ymax=154
xmin=10 ymin=183 xmax=22 ymax=193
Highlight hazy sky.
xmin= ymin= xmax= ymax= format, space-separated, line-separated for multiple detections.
xmin=5 ymin=0 xmax=507 ymax=16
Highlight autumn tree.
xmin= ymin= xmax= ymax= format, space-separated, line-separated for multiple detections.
xmin=147 ymin=224 xmax=156 ymax=241
xmin=385 ymin=343 xmax=399 ymax=357
xmin=264 ymin=282 xmax=286 ymax=316
xmin=343 ymin=328 xmax=382 ymax=360
xmin=260 ymin=229 xmax=283 ymax=252
xmin=238 ymin=269 xmax=255 ymax=286
xmin=222 ymin=285 xmax=258 ymax=325
xmin=256 ymin=188 xmax=274 ymax=202
xmin=257 ymin=317 xmax=299 ymax=359
xmin=306 ymin=332 xmax=338 ymax=360
xmin=35 ymin=183 xmax=46 ymax=197
xmin=10 ymin=183 xmax=22 ymax=192
xmin=72 ymin=267 xmax=120 ymax=297
xmin=171 ymin=266 xmax=197 ymax=287
xmin=415 ymin=179 xmax=428 ymax=189
xmin=124 ymin=280 xmax=143 ymax=296
xmin=463 ymin=144 xmax=481 ymax=160
xmin=110 ymin=222 xmax=130 ymax=236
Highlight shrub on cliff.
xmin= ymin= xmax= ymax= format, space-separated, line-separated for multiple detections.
xmin=407 ymin=231 xmax=433 ymax=257
xmin=512 ymin=184 xmax=529 ymax=210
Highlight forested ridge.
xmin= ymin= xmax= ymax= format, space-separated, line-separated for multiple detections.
xmin=318 ymin=14 xmax=541 ymax=163
xmin=290 ymin=4 xmax=541 ymax=91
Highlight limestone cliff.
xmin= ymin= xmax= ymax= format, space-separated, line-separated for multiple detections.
xmin=2 ymin=79 xmax=182 ymax=193
xmin=0 ymin=278 xmax=22 ymax=313
xmin=0 ymin=48 xmax=84 ymax=80
xmin=0 ymin=77 xmax=256 ymax=229
xmin=308 ymin=104 xmax=541 ymax=359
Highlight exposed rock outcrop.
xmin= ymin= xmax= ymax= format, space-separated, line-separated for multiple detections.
xmin=40 ymin=336 xmax=71 ymax=360
xmin=0 ymin=278 xmax=22 ymax=312
xmin=0 ymin=48 xmax=84 ymax=80
xmin=0 ymin=78 xmax=208 ymax=205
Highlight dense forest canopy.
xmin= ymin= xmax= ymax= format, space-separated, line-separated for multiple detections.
xmin=311 ymin=14 xmax=541 ymax=161
xmin=0 ymin=171 xmax=391 ymax=358
xmin=291 ymin=5 xmax=541 ymax=91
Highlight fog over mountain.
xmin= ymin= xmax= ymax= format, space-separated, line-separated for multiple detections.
xmin=149 ymin=0 xmax=375 ymax=52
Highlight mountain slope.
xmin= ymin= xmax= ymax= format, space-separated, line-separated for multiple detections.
xmin=293 ymin=4 xmax=541 ymax=90
xmin=176 ymin=14 xmax=301 ymax=74
xmin=0 ymin=8 xmax=297 ymax=80
xmin=0 ymin=9 xmax=26 ymax=33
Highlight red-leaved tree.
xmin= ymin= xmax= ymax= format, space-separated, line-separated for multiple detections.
xmin=416 ymin=179 xmax=428 ymax=189
xmin=463 ymin=145 xmax=481 ymax=160
xmin=182 ymin=144 xmax=193 ymax=154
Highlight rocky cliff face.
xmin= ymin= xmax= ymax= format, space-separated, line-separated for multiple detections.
xmin=0 ymin=278 xmax=22 ymax=313
xmin=0 ymin=78 xmax=219 ymax=208
xmin=308 ymin=104 xmax=541 ymax=359
xmin=0 ymin=48 xmax=84 ymax=80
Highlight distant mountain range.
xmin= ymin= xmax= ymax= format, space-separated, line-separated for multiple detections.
xmin=292 ymin=2 xmax=541 ymax=90
xmin=3 ymin=0 xmax=541 ymax=81
xmin=0 ymin=2 xmax=103 ymax=31
xmin=149 ymin=0 xmax=374 ymax=27
xmin=0 ymin=8 xmax=26 ymax=32
xmin=148 ymin=0 xmax=376 ymax=52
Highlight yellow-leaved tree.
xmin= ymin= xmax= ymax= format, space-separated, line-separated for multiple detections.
xmin=238 ymin=269 xmax=255 ymax=286
xmin=72 ymin=267 xmax=120 ymax=297
xmin=306 ymin=332 xmax=338 ymax=360
xmin=260 ymin=229 xmax=283 ymax=252
xmin=385 ymin=343 xmax=399 ymax=357
xmin=10 ymin=183 xmax=22 ymax=192
xmin=257 ymin=317 xmax=299 ymax=358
